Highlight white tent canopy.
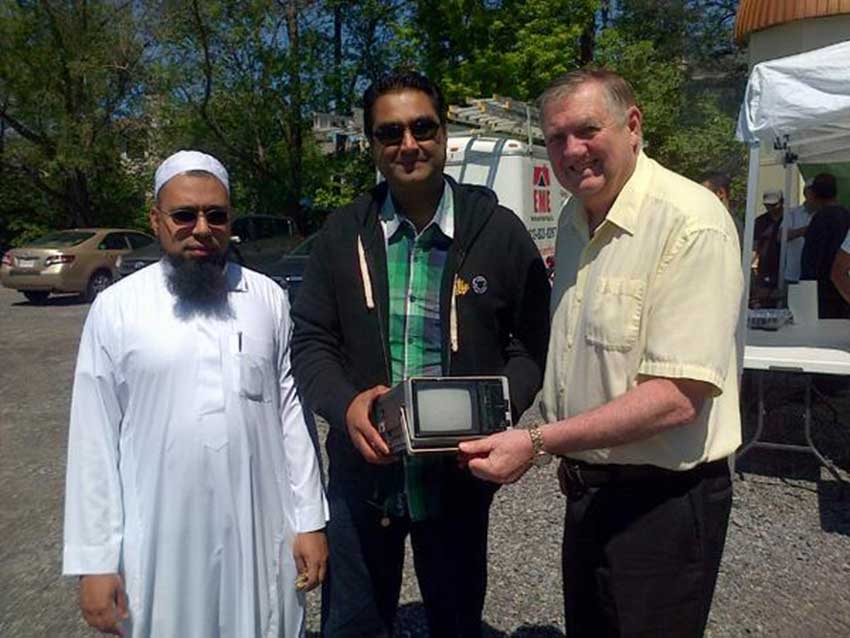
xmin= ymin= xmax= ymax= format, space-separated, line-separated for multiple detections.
xmin=737 ymin=40 xmax=850 ymax=164
xmin=735 ymin=40 xmax=850 ymax=365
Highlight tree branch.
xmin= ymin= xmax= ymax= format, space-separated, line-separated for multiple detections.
xmin=15 ymin=162 xmax=67 ymax=204
xmin=188 ymin=0 xmax=256 ymax=168
xmin=0 ymin=102 xmax=56 ymax=154
xmin=39 ymin=0 xmax=77 ymax=117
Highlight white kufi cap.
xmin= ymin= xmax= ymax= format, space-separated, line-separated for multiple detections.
xmin=154 ymin=150 xmax=229 ymax=197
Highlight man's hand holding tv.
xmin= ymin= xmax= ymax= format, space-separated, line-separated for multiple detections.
xmin=459 ymin=429 xmax=535 ymax=484
xmin=346 ymin=385 xmax=396 ymax=464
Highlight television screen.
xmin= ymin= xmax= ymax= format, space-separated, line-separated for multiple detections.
xmin=415 ymin=387 xmax=474 ymax=433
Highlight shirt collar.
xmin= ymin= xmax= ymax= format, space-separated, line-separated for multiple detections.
xmin=380 ymin=178 xmax=454 ymax=240
xmin=570 ymin=150 xmax=650 ymax=238
xmin=225 ymin=261 xmax=248 ymax=292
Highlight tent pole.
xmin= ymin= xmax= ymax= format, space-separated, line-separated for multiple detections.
xmin=738 ymin=142 xmax=760 ymax=380
xmin=778 ymin=159 xmax=797 ymax=292
xmin=734 ymin=142 xmax=761 ymax=474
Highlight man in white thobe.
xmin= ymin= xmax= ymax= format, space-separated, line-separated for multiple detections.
xmin=63 ymin=150 xmax=328 ymax=637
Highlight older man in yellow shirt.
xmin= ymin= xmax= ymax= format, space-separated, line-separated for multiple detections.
xmin=460 ymin=69 xmax=743 ymax=637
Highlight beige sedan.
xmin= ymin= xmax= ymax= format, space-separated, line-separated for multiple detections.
xmin=0 ymin=228 xmax=155 ymax=304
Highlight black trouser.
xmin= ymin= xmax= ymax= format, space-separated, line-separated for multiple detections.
xmin=561 ymin=459 xmax=732 ymax=638
xmin=321 ymin=468 xmax=494 ymax=638
xmin=817 ymin=280 xmax=850 ymax=319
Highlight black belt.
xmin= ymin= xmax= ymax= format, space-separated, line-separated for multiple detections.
xmin=558 ymin=457 xmax=729 ymax=495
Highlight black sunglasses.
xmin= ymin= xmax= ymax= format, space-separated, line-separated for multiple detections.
xmin=159 ymin=206 xmax=231 ymax=227
xmin=372 ymin=117 xmax=441 ymax=146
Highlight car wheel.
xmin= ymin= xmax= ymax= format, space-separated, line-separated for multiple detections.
xmin=85 ymin=270 xmax=113 ymax=302
xmin=22 ymin=291 xmax=49 ymax=305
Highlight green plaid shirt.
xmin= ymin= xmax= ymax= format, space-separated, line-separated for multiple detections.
xmin=382 ymin=183 xmax=454 ymax=521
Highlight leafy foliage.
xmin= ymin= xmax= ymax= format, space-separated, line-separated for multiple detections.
xmin=310 ymin=148 xmax=376 ymax=212
xmin=593 ymin=1 xmax=747 ymax=206
xmin=0 ymin=0 xmax=749 ymax=248
xmin=0 ymin=0 xmax=151 ymax=238
xmin=415 ymin=0 xmax=598 ymax=102
xmin=593 ymin=29 xmax=686 ymax=151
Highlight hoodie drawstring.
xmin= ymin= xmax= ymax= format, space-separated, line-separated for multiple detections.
xmin=357 ymin=235 xmax=375 ymax=310
xmin=450 ymin=276 xmax=459 ymax=353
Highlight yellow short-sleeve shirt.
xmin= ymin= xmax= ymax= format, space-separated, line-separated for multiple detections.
xmin=540 ymin=152 xmax=744 ymax=470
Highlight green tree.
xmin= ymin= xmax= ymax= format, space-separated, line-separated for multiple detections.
xmin=150 ymin=0 xmax=411 ymax=227
xmin=603 ymin=1 xmax=746 ymax=197
xmin=0 ymin=0 xmax=750 ymax=246
xmin=153 ymin=1 xmax=392 ymax=226
xmin=309 ymin=148 xmax=375 ymax=212
xmin=593 ymin=29 xmax=686 ymax=154
xmin=415 ymin=0 xmax=599 ymax=103
xmin=151 ymin=0 xmax=306 ymax=224
xmin=0 ymin=1 xmax=150 ymax=231
xmin=407 ymin=0 xmax=745 ymax=195
xmin=320 ymin=0 xmax=413 ymax=113
xmin=0 ymin=137 xmax=51 ymax=247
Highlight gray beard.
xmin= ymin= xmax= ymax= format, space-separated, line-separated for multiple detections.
xmin=164 ymin=252 xmax=232 ymax=319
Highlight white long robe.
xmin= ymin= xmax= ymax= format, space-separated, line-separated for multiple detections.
xmin=63 ymin=260 xmax=328 ymax=638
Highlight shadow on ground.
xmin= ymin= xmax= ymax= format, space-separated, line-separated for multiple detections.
xmin=737 ymin=370 xmax=850 ymax=534
xmin=11 ymin=293 xmax=89 ymax=307
xmin=818 ymin=481 xmax=850 ymax=535
xmin=307 ymin=603 xmax=564 ymax=637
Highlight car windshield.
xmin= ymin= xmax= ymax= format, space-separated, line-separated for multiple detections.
xmin=290 ymin=235 xmax=316 ymax=256
xmin=28 ymin=231 xmax=96 ymax=247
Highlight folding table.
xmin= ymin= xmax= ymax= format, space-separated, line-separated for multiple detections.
xmin=741 ymin=320 xmax=850 ymax=485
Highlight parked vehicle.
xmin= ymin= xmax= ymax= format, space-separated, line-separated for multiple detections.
xmin=261 ymin=233 xmax=317 ymax=301
xmin=444 ymin=135 xmax=568 ymax=271
xmin=115 ymin=214 xmax=299 ymax=279
xmin=116 ymin=239 xmax=163 ymax=278
xmin=230 ymin=215 xmax=301 ymax=272
xmin=117 ymin=240 xmax=246 ymax=279
xmin=0 ymin=228 xmax=155 ymax=304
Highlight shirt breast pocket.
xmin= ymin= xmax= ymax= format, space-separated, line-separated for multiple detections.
xmin=585 ymin=277 xmax=646 ymax=351
xmin=231 ymin=334 xmax=275 ymax=403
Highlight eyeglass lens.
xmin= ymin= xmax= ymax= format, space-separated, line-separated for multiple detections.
xmin=167 ymin=208 xmax=230 ymax=226
xmin=373 ymin=118 xmax=440 ymax=145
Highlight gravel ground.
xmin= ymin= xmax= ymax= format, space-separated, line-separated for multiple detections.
xmin=1 ymin=284 xmax=849 ymax=637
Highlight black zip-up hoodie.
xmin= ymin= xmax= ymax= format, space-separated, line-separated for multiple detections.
xmin=291 ymin=176 xmax=551 ymax=477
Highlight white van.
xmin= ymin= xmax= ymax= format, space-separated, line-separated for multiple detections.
xmin=444 ymin=135 xmax=568 ymax=265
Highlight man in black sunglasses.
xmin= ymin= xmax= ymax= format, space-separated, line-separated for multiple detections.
xmin=292 ymin=72 xmax=551 ymax=637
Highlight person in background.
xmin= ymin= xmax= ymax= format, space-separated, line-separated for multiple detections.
xmin=782 ymin=179 xmax=816 ymax=284
xmin=63 ymin=150 xmax=328 ymax=638
xmin=701 ymin=171 xmax=732 ymax=209
xmin=702 ymin=171 xmax=743 ymax=247
xmin=752 ymin=190 xmax=783 ymax=302
xmin=830 ymin=226 xmax=850 ymax=303
xmin=801 ymin=173 xmax=850 ymax=318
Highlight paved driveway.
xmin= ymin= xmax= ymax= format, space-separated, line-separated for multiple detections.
xmin=0 ymin=285 xmax=848 ymax=637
